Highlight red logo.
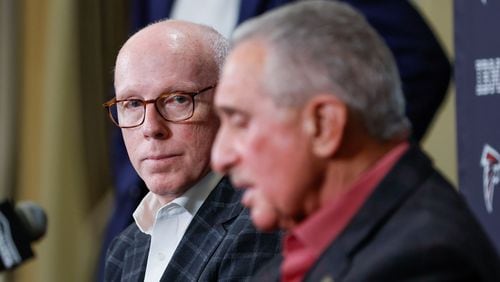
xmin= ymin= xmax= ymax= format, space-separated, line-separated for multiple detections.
xmin=480 ymin=144 xmax=500 ymax=213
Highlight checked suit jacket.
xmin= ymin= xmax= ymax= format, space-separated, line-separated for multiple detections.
xmin=254 ymin=145 xmax=500 ymax=282
xmin=104 ymin=177 xmax=281 ymax=282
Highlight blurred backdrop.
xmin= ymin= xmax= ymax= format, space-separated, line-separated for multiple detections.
xmin=0 ymin=0 xmax=453 ymax=281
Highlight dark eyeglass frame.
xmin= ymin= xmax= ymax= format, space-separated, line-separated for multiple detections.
xmin=103 ymin=85 xmax=216 ymax=128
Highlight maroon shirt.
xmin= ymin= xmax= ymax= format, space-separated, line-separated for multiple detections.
xmin=281 ymin=142 xmax=409 ymax=282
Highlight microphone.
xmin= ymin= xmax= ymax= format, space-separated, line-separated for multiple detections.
xmin=0 ymin=200 xmax=47 ymax=270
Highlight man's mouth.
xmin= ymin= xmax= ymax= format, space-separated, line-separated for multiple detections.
xmin=143 ymin=153 xmax=181 ymax=161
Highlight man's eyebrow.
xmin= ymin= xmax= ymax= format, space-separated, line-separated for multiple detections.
xmin=160 ymin=85 xmax=198 ymax=94
xmin=216 ymin=106 xmax=234 ymax=116
xmin=118 ymin=84 xmax=203 ymax=99
xmin=216 ymin=106 xmax=246 ymax=117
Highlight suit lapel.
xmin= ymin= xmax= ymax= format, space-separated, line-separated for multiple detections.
xmin=306 ymin=145 xmax=434 ymax=281
xmin=161 ymin=177 xmax=243 ymax=280
xmin=122 ymin=228 xmax=150 ymax=281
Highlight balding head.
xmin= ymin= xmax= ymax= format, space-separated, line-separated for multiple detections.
xmin=113 ymin=20 xmax=228 ymax=204
xmin=115 ymin=20 xmax=228 ymax=93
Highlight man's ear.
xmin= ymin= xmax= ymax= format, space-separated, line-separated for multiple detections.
xmin=302 ymin=95 xmax=347 ymax=158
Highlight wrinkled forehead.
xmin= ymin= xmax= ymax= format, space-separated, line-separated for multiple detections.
xmin=116 ymin=44 xmax=203 ymax=75
xmin=117 ymin=29 xmax=208 ymax=72
xmin=215 ymin=40 xmax=273 ymax=116
xmin=219 ymin=41 xmax=265 ymax=90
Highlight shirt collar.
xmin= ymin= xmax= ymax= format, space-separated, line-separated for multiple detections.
xmin=290 ymin=142 xmax=409 ymax=258
xmin=133 ymin=171 xmax=223 ymax=234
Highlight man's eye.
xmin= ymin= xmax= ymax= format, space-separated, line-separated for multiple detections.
xmin=229 ymin=113 xmax=248 ymax=128
xmin=160 ymin=94 xmax=192 ymax=108
xmin=122 ymin=100 xmax=143 ymax=109
xmin=169 ymin=94 xmax=190 ymax=105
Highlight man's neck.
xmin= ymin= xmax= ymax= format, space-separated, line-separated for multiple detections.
xmin=319 ymin=138 xmax=405 ymax=208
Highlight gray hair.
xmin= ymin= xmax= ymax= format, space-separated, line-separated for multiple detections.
xmin=197 ymin=23 xmax=229 ymax=74
xmin=232 ymin=1 xmax=410 ymax=140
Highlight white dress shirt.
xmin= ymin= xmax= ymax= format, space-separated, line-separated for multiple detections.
xmin=133 ymin=172 xmax=223 ymax=282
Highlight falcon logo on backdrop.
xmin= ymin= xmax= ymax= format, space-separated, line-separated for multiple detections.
xmin=480 ymin=144 xmax=500 ymax=213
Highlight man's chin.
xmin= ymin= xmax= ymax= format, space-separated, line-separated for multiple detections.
xmin=249 ymin=208 xmax=280 ymax=232
xmin=145 ymin=179 xmax=187 ymax=200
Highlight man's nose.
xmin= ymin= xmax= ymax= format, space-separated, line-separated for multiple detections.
xmin=211 ymin=128 xmax=238 ymax=174
xmin=141 ymin=103 xmax=170 ymax=139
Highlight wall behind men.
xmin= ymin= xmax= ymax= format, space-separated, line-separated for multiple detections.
xmin=418 ymin=0 xmax=500 ymax=254
xmin=412 ymin=0 xmax=457 ymax=186
xmin=454 ymin=0 xmax=500 ymax=254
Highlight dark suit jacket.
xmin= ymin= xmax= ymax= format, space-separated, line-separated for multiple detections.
xmin=104 ymin=178 xmax=281 ymax=282
xmin=254 ymin=145 xmax=500 ymax=282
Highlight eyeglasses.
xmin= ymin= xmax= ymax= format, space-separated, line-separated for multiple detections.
xmin=103 ymin=85 xmax=216 ymax=128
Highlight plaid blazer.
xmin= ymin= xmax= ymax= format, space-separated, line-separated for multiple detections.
xmin=104 ymin=177 xmax=281 ymax=282
xmin=253 ymin=145 xmax=500 ymax=281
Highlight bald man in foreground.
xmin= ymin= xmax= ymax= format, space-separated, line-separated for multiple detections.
xmin=103 ymin=20 xmax=280 ymax=282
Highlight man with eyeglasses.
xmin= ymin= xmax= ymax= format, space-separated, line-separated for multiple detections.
xmin=103 ymin=20 xmax=280 ymax=282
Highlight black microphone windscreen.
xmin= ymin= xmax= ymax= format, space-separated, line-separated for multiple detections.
xmin=0 ymin=200 xmax=48 ymax=270
xmin=15 ymin=202 xmax=47 ymax=242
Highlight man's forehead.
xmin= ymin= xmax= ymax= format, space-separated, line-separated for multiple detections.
xmin=124 ymin=20 xmax=198 ymax=50
xmin=220 ymin=40 xmax=267 ymax=88
xmin=229 ymin=39 xmax=267 ymax=68
xmin=115 ymin=39 xmax=213 ymax=95
xmin=115 ymin=22 xmax=211 ymax=75
xmin=215 ymin=42 xmax=268 ymax=113
xmin=117 ymin=36 xmax=194 ymax=67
